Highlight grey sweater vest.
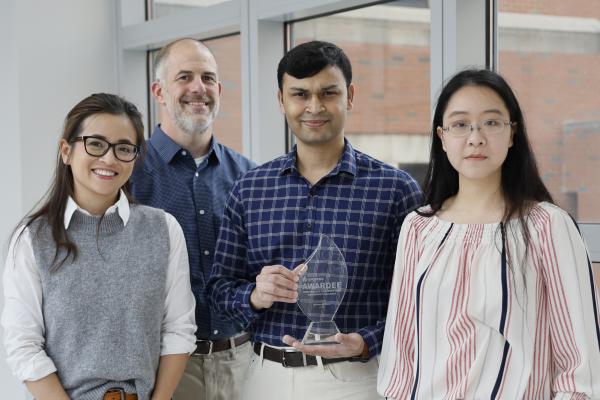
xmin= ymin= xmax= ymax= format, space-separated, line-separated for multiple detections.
xmin=30 ymin=204 xmax=170 ymax=400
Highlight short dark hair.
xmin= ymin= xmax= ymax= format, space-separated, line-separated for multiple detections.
xmin=277 ymin=41 xmax=352 ymax=90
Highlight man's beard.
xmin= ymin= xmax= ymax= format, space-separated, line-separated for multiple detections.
xmin=169 ymin=98 xmax=219 ymax=136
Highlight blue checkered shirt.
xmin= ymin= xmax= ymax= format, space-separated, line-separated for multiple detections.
xmin=207 ymin=140 xmax=422 ymax=356
xmin=131 ymin=126 xmax=256 ymax=340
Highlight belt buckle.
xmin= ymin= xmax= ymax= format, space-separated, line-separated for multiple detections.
xmin=281 ymin=348 xmax=299 ymax=368
xmin=195 ymin=339 xmax=213 ymax=356
xmin=106 ymin=387 xmax=126 ymax=400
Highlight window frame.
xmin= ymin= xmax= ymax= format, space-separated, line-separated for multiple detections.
xmin=118 ymin=0 xmax=454 ymax=163
xmin=489 ymin=0 xmax=600 ymax=257
xmin=117 ymin=0 xmax=597 ymax=258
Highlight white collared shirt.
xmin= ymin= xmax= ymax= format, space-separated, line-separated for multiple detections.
xmin=1 ymin=191 xmax=197 ymax=382
xmin=63 ymin=192 xmax=131 ymax=229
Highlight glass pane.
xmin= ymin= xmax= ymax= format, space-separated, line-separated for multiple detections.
xmin=289 ymin=0 xmax=431 ymax=186
xmin=148 ymin=34 xmax=243 ymax=153
xmin=206 ymin=35 xmax=242 ymax=152
xmin=149 ymin=0 xmax=233 ymax=19
xmin=498 ymin=1 xmax=600 ymax=222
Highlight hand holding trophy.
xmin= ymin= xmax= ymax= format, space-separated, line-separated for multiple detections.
xmin=281 ymin=235 xmax=368 ymax=358
xmin=296 ymin=234 xmax=348 ymax=345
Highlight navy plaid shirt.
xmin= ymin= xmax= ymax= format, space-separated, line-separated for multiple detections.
xmin=207 ymin=140 xmax=422 ymax=356
xmin=131 ymin=126 xmax=255 ymax=340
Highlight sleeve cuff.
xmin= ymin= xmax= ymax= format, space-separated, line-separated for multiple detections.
xmin=14 ymin=352 xmax=57 ymax=382
xmin=552 ymin=394 xmax=589 ymax=400
xmin=356 ymin=326 xmax=382 ymax=360
xmin=238 ymin=282 xmax=264 ymax=326
xmin=160 ymin=332 xmax=197 ymax=355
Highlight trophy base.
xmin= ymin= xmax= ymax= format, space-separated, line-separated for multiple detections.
xmin=302 ymin=321 xmax=341 ymax=345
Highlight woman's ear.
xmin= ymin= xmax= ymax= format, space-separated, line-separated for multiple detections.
xmin=59 ymin=139 xmax=72 ymax=165
xmin=436 ymin=127 xmax=447 ymax=152
xmin=508 ymin=123 xmax=516 ymax=148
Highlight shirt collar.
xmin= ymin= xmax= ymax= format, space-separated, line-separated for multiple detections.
xmin=209 ymin=135 xmax=223 ymax=164
xmin=150 ymin=125 xmax=223 ymax=165
xmin=64 ymin=189 xmax=130 ymax=229
xmin=149 ymin=125 xmax=183 ymax=163
xmin=279 ymin=139 xmax=357 ymax=177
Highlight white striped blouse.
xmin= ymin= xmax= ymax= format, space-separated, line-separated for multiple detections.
xmin=378 ymin=202 xmax=600 ymax=399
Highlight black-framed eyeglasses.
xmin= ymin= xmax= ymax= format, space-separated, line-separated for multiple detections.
xmin=440 ymin=119 xmax=515 ymax=138
xmin=70 ymin=136 xmax=140 ymax=162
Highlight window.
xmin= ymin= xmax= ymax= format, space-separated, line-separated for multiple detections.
xmin=148 ymin=0 xmax=233 ymax=19
xmin=498 ymin=0 xmax=600 ymax=223
xmin=287 ymin=0 xmax=431 ymax=185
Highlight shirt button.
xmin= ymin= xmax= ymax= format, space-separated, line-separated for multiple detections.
xmin=199 ymin=209 xmax=205 ymax=215
xmin=181 ymin=150 xmax=187 ymax=156
xmin=213 ymin=330 xmax=219 ymax=335
xmin=204 ymin=250 xmax=210 ymax=256
xmin=195 ymin=172 xmax=199 ymax=177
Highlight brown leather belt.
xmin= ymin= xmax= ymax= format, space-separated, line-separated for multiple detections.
xmin=194 ymin=332 xmax=251 ymax=355
xmin=103 ymin=388 xmax=137 ymax=400
xmin=253 ymin=342 xmax=353 ymax=368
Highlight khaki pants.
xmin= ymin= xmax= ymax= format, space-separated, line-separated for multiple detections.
xmin=173 ymin=341 xmax=251 ymax=400
xmin=242 ymin=350 xmax=382 ymax=400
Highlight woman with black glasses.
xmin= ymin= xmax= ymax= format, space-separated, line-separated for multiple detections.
xmin=2 ymin=93 xmax=197 ymax=400
xmin=378 ymin=69 xmax=600 ymax=399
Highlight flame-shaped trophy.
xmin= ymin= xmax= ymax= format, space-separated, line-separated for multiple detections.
xmin=297 ymin=234 xmax=348 ymax=345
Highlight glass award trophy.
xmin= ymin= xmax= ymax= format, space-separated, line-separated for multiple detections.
xmin=297 ymin=234 xmax=348 ymax=345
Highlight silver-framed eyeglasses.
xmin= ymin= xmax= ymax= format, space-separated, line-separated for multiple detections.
xmin=70 ymin=136 xmax=140 ymax=162
xmin=440 ymin=119 xmax=515 ymax=138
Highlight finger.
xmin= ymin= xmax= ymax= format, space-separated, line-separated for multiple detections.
xmin=264 ymin=295 xmax=298 ymax=304
xmin=256 ymin=284 xmax=297 ymax=301
xmin=256 ymin=278 xmax=298 ymax=299
xmin=281 ymin=334 xmax=343 ymax=358
xmin=256 ymin=275 xmax=298 ymax=297
xmin=336 ymin=332 xmax=364 ymax=347
xmin=282 ymin=335 xmax=298 ymax=347
xmin=334 ymin=333 xmax=365 ymax=356
xmin=293 ymin=263 xmax=308 ymax=276
xmin=257 ymin=273 xmax=299 ymax=291
xmin=334 ymin=333 xmax=351 ymax=345
xmin=291 ymin=342 xmax=342 ymax=358
xmin=261 ymin=265 xmax=299 ymax=281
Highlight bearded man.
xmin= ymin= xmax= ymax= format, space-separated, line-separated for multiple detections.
xmin=131 ymin=38 xmax=255 ymax=400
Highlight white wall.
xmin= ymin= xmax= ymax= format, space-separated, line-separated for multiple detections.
xmin=17 ymin=0 xmax=120 ymax=209
xmin=0 ymin=0 xmax=24 ymax=397
xmin=0 ymin=0 xmax=119 ymax=395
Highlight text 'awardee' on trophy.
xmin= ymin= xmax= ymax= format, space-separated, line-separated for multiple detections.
xmin=296 ymin=234 xmax=348 ymax=345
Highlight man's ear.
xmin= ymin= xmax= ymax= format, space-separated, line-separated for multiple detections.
xmin=151 ymin=81 xmax=164 ymax=104
xmin=346 ymin=83 xmax=355 ymax=111
xmin=59 ymin=139 xmax=72 ymax=165
xmin=277 ymin=90 xmax=285 ymax=114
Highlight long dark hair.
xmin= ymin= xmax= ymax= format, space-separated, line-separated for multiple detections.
xmin=420 ymin=68 xmax=553 ymax=219
xmin=419 ymin=69 xmax=553 ymax=269
xmin=13 ymin=93 xmax=145 ymax=270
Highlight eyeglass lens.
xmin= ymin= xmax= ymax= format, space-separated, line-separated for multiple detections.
xmin=82 ymin=137 xmax=138 ymax=161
